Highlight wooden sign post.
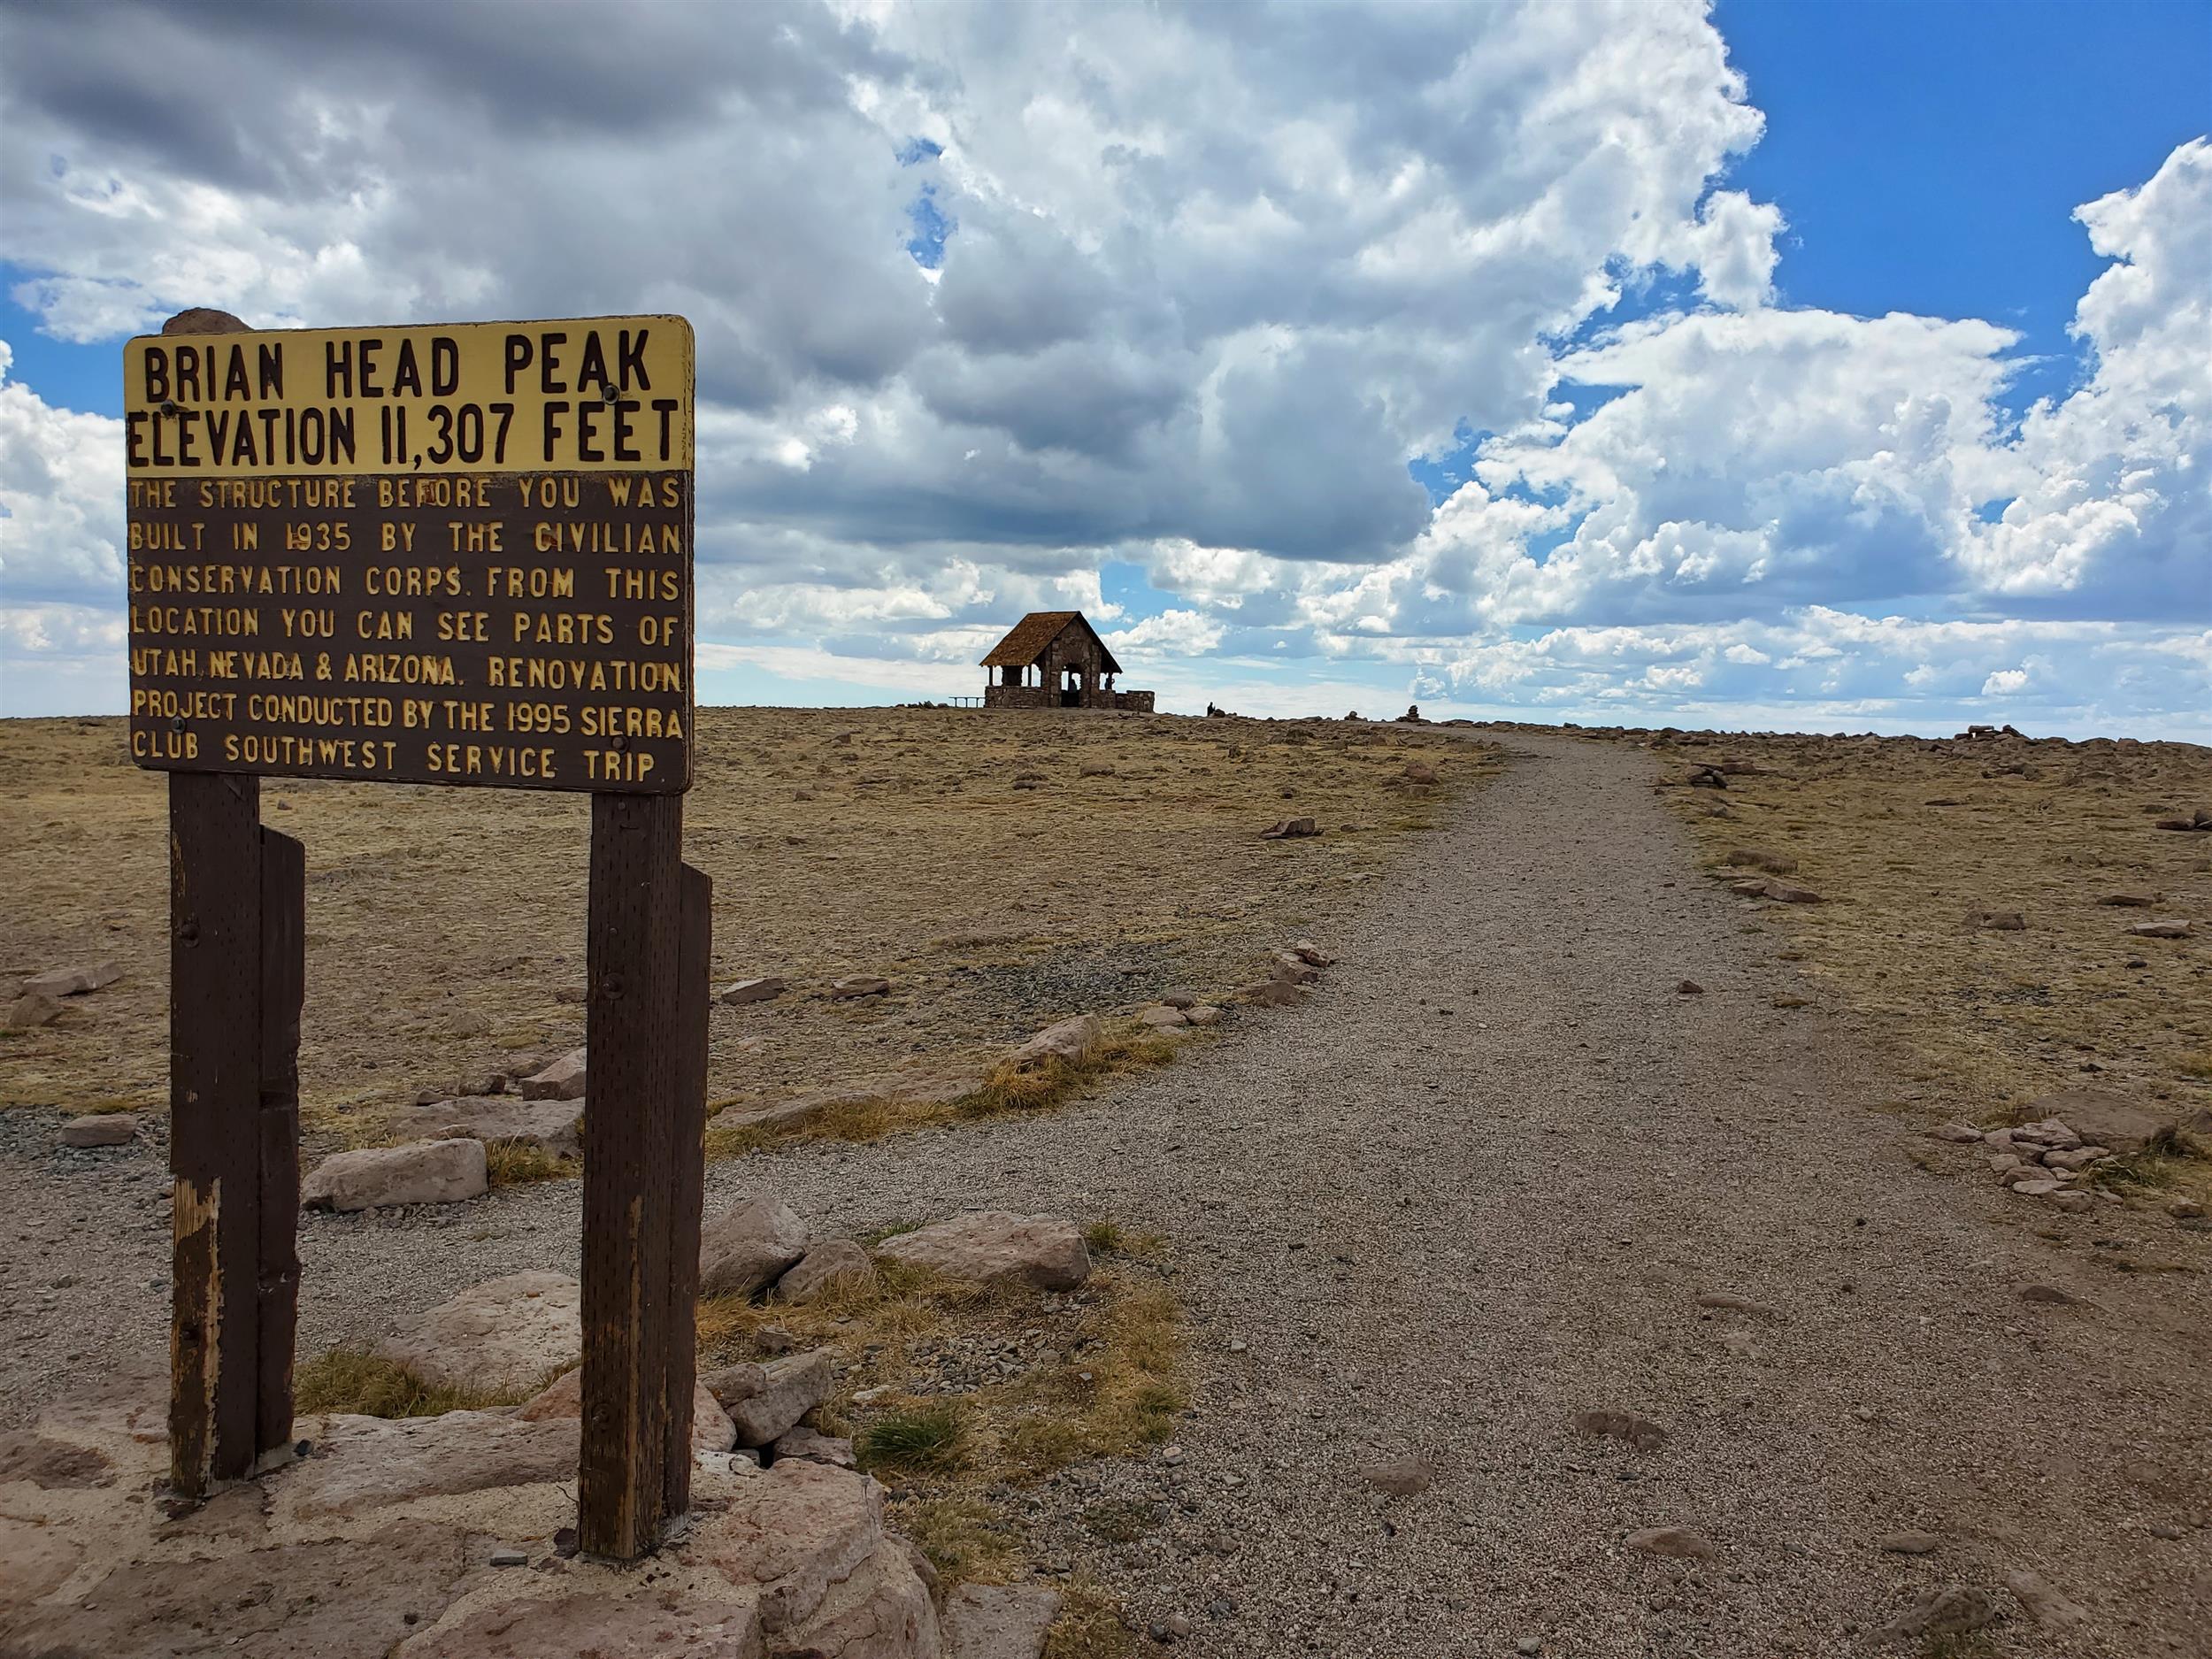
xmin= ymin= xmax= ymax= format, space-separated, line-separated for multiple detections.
xmin=126 ymin=309 xmax=703 ymax=1558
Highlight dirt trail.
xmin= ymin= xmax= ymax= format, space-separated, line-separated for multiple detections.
xmin=750 ymin=731 xmax=2210 ymax=1656
xmin=5 ymin=733 xmax=2206 ymax=1655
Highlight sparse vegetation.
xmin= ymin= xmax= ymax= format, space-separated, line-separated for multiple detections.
xmin=293 ymin=1348 xmax=526 ymax=1418
xmin=703 ymin=1026 xmax=1184 ymax=1159
xmin=482 ymin=1138 xmax=575 ymax=1186
xmin=857 ymin=1402 xmax=972 ymax=1473
xmin=1660 ymin=727 xmax=2212 ymax=1213
xmin=0 ymin=708 xmax=1494 ymax=1127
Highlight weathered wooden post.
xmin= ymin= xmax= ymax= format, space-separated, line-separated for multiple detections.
xmin=127 ymin=311 xmax=701 ymax=1552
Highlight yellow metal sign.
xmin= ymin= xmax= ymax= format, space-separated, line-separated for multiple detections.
xmin=123 ymin=316 xmax=695 ymax=477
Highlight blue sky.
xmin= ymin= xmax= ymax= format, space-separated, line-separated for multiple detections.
xmin=3 ymin=0 xmax=2208 ymax=733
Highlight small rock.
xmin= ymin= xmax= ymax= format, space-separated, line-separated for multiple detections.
xmin=1183 ymin=1004 xmax=1224 ymax=1026
xmin=1926 ymin=1123 xmax=1985 ymax=1143
xmin=1008 ymin=1013 xmax=1102 ymax=1068
xmin=2017 ymin=1284 xmax=2083 ymax=1305
xmin=2005 ymin=1568 xmax=2089 ymax=1631
xmin=1140 ymin=1005 xmax=1190 ymax=1028
xmin=58 ymin=1114 xmax=136 ymax=1148
xmin=724 ymin=1349 xmax=836 ymax=1448
xmin=1239 ymin=979 xmax=1303 ymax=1008
xmin=1288 ymin=941 xmax=1333 ymax=966
xmin=1258 ymin=817 xmax=1319 ymax=840
xmin=1625 ymin=1525 xmax=1717 ymax=1560
xmin=769 ymin=1425 xmax=856 ymax=1470
xmin=301 ymin=1139 xmax=488 ymax=1212
xmin=1878 ymin=1532 xmax=1945 ymax=1555
xmin=1517 ymin=1641 xmax=1541 ymax=1657
xmin=720 ymin=976 xmax=787 ymax=1005
xmin=518 ymin=1048 xmax=587 ymax=1102
xmin=1271 ymin=952 xmax=1321 ymax=985
xmin=488 ymin=1547 xmax=528 ymax=1568
xmin=20 ymin=962 xmax=121 ymax=998
xmin=2168 ymin=1198 xmax=2205 ymax=1221
xmin=828 ymin=976 xmax=891 ymax=999
xmin=2127 ymin=918 xmax=2193 ymax=939
xmin=1359 ymin=1456 xmax=1432 ymax=1496
xmin=1676 ymin=979 xmax=1703 ymax=995
xmin=1965 ymin=908 xmax=2026 ymax=931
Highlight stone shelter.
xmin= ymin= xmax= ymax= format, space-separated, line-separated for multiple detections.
xmin=979 ymin=611 xmax=1155 ymax=711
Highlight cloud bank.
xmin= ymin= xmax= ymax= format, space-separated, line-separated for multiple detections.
xmin=0 ymin=0 xmax=2205 ymax=734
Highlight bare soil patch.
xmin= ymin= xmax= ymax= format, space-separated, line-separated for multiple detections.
xmin=0 ymin=708 xmax=1492 ymax=1153
xmin=1631 ymin=725 xmax=2212 ymax=1210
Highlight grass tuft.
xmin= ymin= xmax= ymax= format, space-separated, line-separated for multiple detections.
xmin=483 ymin=1138 xmax=576 ymax=1186
xmin=858 ymin=1402 xmax=972 ymax=1473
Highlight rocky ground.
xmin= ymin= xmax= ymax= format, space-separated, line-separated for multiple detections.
xmin=4 ymin=725 xmax=2209 ymax=1656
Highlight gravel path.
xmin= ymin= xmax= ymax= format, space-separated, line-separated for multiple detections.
xmin=4 ymin=733 xmax=2206 ymax=1655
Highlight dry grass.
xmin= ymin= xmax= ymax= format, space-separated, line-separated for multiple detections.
xmin=703 ymin=1027 xmax=1182 ymax=1158
xmin=1044 ymin=1579 xmax=1141 ymax=1659
xmin=1641 ymin=726 xmax=2212 ymax=1211
xmin=482 ymin=1139 xmax=576 ymax=1186
xmin=0 ymin=708 xmax=1493 ymax=1156
xmin=292 ymin=1348 xmax=534 ymax=1418
xmin=696 ymin=1225 xmax=1184 ymax=1607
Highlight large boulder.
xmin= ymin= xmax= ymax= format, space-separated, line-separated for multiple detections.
xmin=392 ymin=1096 xmax=581 ymax=1157
xmin=302 ymin=1139 xmax=488 ymax=1212
xmin=711 ymin=1349 xmax=836 ymax=1448
xmin=876 ymin=1213 xmax=1090 ymax=1292
xmin=696 ymin=1462 xmax=940 ymax=1655
xmin=2027 ymin=1089 xmax=2181 ymax=1156
xmin=275 ymin=1411 xmax=580 ymax=1520
xmin=942 ymin=1584 xmax=1063 ymax=1659
xmin=701 ymin=1195 xmax=810 ymax=1300
xmin=515 ymin=1367 xmax=735 ymax=1457
xmin=518 ymin=1048 xmax=588 ymax=1101
xmin=373 ymin=1270 xmax=581 ymax=1393
xmin=6 ymin=1517 xmax=488 ymax=1656
xmin=1007 ymin=1015 xmax=1101 ymax=1068
xmin=397 ymin=1590 xmax=766 ymax=1658
xmin=774 ymin=1239 xmax=879 ymax=1305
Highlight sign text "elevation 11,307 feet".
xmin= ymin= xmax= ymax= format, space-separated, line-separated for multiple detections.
xmin=124 ymin=316 xmax=696 ymax=794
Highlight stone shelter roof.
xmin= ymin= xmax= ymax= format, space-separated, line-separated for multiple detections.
xmin=979 ymin=611 xmax=1123 ymax=674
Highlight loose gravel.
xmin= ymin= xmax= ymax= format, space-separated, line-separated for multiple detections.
xmin=4 ymin=733 xmax=2205 ymax=1656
